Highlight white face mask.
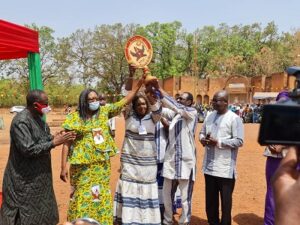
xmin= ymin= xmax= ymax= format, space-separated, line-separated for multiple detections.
xmin=41 ymin=106 xmax=52 ymax=114
xmin=89 ymin=101 xmax=100 ymax=111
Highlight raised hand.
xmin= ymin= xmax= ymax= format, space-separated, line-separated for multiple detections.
xmin=145 ymin=90 xmax=157 ymax=105
xmin=129 ymin=64 xmax=137 ymax=77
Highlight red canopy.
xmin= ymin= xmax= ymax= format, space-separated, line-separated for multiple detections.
xmin=0 ymin=19 xmax=39 ymax=60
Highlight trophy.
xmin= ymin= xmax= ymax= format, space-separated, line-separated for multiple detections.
xmin=124 ymin=35 xmax=157 ymax=86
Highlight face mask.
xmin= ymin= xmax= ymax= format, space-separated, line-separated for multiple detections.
xmin=35 ymin=102 xmax=51 ymax=115
xmin=89 ymin=101 xmax=100 ymax=111
xmin=41 ymin=106 xmax=52 ymax=114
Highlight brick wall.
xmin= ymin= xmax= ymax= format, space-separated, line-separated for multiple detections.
xmin=132 ymin=72 xmax=291 ymax=103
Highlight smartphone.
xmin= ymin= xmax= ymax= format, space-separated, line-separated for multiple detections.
xmin=206 ymin=132 xmax=211 ymax=139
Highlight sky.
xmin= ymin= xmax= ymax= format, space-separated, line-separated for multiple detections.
xmin=1 ymin=0 xmax=300 ymax=37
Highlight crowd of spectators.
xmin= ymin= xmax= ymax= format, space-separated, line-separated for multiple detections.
xmin=193 ymin=100 xmax=269 ymax=123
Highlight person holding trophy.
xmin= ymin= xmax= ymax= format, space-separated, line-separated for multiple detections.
xmin=113 ymin=36 xmax=163 ymax=225
xmin=150 ymin=85 xmax=198 ymax=225
xmin=139 ymin=55 xmax=197 ymax=224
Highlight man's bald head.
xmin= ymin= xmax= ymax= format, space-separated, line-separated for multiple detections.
xmin=212 ymin=90 xmax=229 ymax=114
xmin=214 ymin=90 xmax=228 ymax=102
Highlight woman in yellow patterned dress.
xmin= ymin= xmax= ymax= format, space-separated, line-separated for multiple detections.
xmin=60 ymin=76 xmax=144 ymax=225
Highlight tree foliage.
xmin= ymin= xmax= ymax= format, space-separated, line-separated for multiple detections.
xmin=1 ymin=21 xmax=300 ymax=106
xmin=193 ymin=22 xmax=295 ymax=78
xmin=137 ymin=21 xmax=192 ymax=78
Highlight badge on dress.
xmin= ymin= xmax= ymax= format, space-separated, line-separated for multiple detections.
xmin=91 ymin=185 xmax=101 ymax=202
xmin=92 ymin=128 xmax=104 ymax=144
xmin=138 ymin=124 xmax=147 ymax=135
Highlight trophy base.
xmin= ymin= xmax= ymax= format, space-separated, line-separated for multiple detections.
xmin=144 ymin=74 xmax=157 ymax=85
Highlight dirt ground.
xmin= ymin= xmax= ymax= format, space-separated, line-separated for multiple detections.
xmin=0 ymin=109 xmax=266 ymax=225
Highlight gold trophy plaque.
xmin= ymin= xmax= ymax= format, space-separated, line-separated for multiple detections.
xmin=125 ymin=35 xmax=153 ymax=68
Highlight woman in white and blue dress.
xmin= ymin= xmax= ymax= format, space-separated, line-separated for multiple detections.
xmin=113 ymin=93 xmax=162 ymax=225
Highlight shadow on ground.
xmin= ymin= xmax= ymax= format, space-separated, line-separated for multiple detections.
xmin=189 ymin=216 xmax=208 ymax=225
xmin=233 ymin=213 xmax=263 ymax=225
xmin=173 ymin=211 xmax=208 ymax=225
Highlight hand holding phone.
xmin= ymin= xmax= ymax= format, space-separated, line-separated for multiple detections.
xmin=206 ymin=132 xmax=211 ymax=139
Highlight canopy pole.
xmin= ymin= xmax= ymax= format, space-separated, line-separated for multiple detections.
xmin=28 ymin=52 xmax=43 ymax=90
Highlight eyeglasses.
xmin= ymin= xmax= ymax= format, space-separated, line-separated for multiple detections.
xmin=178 ymin=97 xmax=188 ymax=101
xmin=212 ymin=99 xmax=226 ymax=103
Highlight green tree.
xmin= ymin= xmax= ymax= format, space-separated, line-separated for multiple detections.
xmin=138 ymin=21 xmax=190 ymax=78
xmin=66 ymin=23 xmax=138 ymax=94
xmin=290 ymin=31 xmax=300 ymax=66
xmin=0 ymin=79 xmax=27 ymax=107
xmin=193 ymin=22 xmax=294 ymax=78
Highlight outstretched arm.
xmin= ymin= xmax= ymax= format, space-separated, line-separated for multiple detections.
xmin=123 ymin=74 xmax=145 ymax=105
xmin=12 ymin=122 xmax=75 ymax=158
xmin=145 ymin=91 xmax=162 ymax=123
xmin=152 ymin=81 xmax=196 ymax=121
xmin=107 ymin=66 xmax=146 ymax=116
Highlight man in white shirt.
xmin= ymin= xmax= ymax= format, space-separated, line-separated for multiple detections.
xmin=151 ymin=85 xmax=197 ymax=225
xmin=199 ymin=90 xmax=244 ymax=225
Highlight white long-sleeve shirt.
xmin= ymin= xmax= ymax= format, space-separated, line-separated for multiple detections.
xmin=155 ymin=121 xmax=169 ymax=163
xmin=199 ymin=110 xmax=244 ymax=179
xmin=160 ymin=95 xmax=198 ymax=181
